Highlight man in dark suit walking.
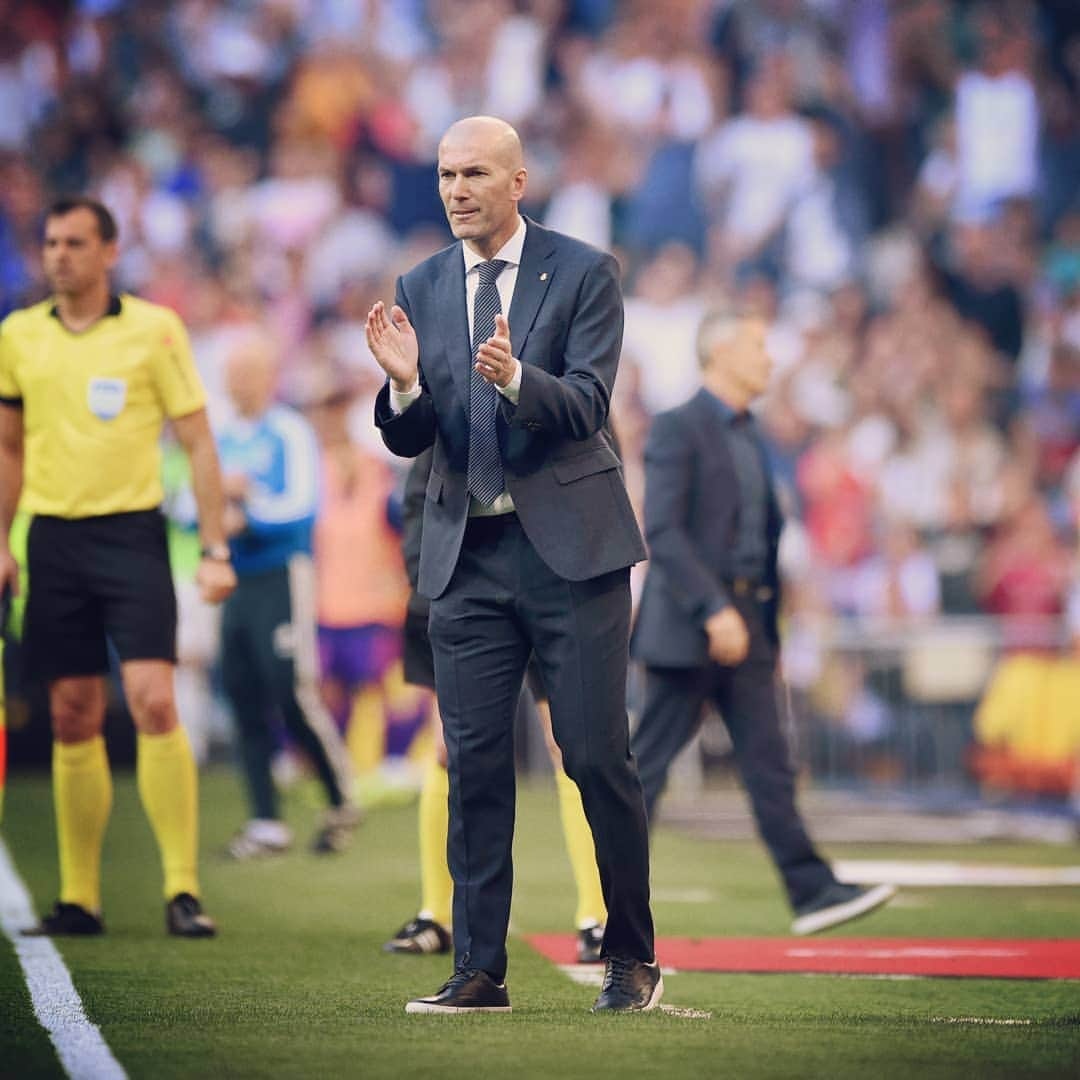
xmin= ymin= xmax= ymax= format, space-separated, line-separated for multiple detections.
xmin=630 ymin=307 xmax=896 ymax=935
xmin=366 ymin=116 xmax=660 ymax=1013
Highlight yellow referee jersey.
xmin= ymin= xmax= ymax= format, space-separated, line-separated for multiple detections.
xmin=0 ymin=295 xmax=207 ymax=519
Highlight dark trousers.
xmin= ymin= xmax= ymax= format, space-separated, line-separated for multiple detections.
xmin=429 ymin=514 xmax=654 ymax=982
xmin=632 ymin=596 xmax=834 ymax=910
xmin=221 ymin=556 xmax=351 ymax=820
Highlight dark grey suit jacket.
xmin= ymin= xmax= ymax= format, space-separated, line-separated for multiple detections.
xmin=631 ymin=387 xmax=783 ymax=668
xmin=374 ymin=218 xmax=646 ymax=599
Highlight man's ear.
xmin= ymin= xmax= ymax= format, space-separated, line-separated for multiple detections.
xmin=512 ymin=168 xmax=528 ymax=201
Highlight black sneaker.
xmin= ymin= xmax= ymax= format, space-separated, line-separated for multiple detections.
xmin=384 ymin=916 xmax=452 ymax=955
xmin=791 ymin=882 xmax=897 ymax=936
xmin=166 ymin=892 xmax=217 ymax=938
xmin=591 ymin=956 xmax=664 ymax=1012
xmin=22 ymin=901 xmax=104 ymax=937
xmin=405 ymin=969 xmax=511 ymax=1014
xmin=577 ymin=924 xmax=605 ymax=964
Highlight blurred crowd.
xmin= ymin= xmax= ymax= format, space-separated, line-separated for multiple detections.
xmin=2 ymin=0 xmax=1080 ymax=791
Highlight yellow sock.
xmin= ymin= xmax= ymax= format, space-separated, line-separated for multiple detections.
xmin=346 ymin=686 xmax=386 ymax=776
xmin=54 ymin=737 xmax=112 ymax=913
xmin=555 ymin=767 xmax=607 ymax=929
xmin=137 ymin=727 xmax=199 ymax=900
xmin=418 ymin=758 xmax=452 ymax=928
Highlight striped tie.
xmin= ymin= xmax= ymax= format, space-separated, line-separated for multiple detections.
xmin=468 ymin=258 xmax=508 ymax=504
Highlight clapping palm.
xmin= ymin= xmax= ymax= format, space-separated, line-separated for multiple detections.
xmin=366 ymin=301 xmax=419 ymax=390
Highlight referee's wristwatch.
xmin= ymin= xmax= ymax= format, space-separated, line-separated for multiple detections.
xmin=200 ymin=543 xmax=232 ymax=562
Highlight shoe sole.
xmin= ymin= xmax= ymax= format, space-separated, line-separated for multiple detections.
xmin=405 ymin=1002 xmax=511 ymax=1014
xmin=642 ymin=973 xmax=664 ymax=1011
xmin=791 ymin=883 xmax=897 ymax=936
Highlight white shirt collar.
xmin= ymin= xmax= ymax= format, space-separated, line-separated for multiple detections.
xmin=462 ymin=215 xmax=527 ymax=274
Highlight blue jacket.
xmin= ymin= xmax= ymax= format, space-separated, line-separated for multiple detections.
xmin=217 ymin=404 xmax=320 ymax=576
xmin=373 ymin=218 xmax=646 ymax=599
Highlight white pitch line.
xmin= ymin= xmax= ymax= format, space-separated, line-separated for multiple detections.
xmin=0 ymin=838 xmax=127 ymax=1080
xmin=932 ymin=1017 xmax=1033 ymax=1026
xmin=832 ymin=860 xmax=1080 ymax=888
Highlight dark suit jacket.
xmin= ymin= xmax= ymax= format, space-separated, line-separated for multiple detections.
xmin=631 ymin=387 xmax=783 ymax=668
xmin=374 ymin=218 xmax=645 ymax=599
xmin=401 ymin=447 xmax=433 ymax=618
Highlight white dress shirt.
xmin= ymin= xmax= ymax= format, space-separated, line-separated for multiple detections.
xmin=391 ymin=215 xmax=526 ymax=515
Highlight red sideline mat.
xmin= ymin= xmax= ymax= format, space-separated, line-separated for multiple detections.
xmin=526 ymin=935 xmax=1080 ymax=980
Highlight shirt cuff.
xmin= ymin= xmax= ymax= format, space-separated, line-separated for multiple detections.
xmin=496 ymin=360 xmax=522 ymax=405
xmin=389 ymin=379 xmax=422 ymax=414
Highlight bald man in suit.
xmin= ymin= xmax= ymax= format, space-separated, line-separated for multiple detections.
xmin=366 ymin=116 xmax=660 ymax=1015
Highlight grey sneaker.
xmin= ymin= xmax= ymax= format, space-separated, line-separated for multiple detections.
xmin=226 ymin=819 xmax=293 ymax=860
xmin=791 ymin=882 xmax=897 ymax=935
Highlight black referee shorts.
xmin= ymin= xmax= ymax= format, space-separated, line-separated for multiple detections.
xmin=24 ymin=509 xmax=177 ymax=683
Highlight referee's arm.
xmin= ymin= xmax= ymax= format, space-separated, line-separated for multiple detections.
xmin=173 ymin=407 xmax=236 ymax=604
xmin=0 ymin=402 xmax=22 ymax=597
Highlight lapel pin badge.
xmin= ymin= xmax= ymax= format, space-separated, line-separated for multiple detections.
xmin=539 ymin=272 xmax=548 ymax=281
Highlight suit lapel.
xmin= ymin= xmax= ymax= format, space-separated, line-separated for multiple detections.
xmin=508 ymin=218 xmax=556 ymax=360
xmin=434 ymin=246 xmax=471 ymax=405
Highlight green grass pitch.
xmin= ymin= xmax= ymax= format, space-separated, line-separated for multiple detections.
xmin=2 ymin=769 xmax=1079 ymax=1078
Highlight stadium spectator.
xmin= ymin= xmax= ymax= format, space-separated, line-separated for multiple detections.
xmin=216 ymin=331 xmax=359 ymax=858
xmin=0 ymin=196 xmax=234 ymax=938
xmin=695 ymin=56 xmax=814 ymax=279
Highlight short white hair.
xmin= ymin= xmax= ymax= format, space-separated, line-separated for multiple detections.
xmin=696 ymin=306 xmax=749 ymax=369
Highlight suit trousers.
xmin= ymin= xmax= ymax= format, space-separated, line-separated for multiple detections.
xmin=428 ymin=513 xmax=655 ymax=981
xmin=632 ymin=595 xmax=834 ymax=910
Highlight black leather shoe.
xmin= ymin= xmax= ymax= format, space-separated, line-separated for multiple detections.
xmin=405 ymin=969 xmax=511 ymax=1014
xmin=166 ymin=893 xmax=217 ymax=938
xmin=591 ymin=956 xmax=663 ymax=1012
xmin=384 ymin=916 xmax=452 ymax=955
xmin=23 ymin=901 xmax=104 ymax=937
xmin=577 ymin=924 xmax=605 ymax=964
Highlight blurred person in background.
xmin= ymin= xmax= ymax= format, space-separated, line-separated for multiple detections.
xmin=384 ymin=450 xmax=608 ymax=965
xmin=0 ymin=197 xmax=233 ymax=938
xmin=621 ymin=242 xmax=706 ymax=415
xmin=695 ymin=56 xmax=814 ymax=281
xmin=977 ymin=495 xmax=1073 ymax=632
xmin=630 ymin=306 xmax=896 ymax=935
xmin=216 ymin=331 xmax=358 ymax=858
xmin=302 ymin=365 xmax=417 ymax=794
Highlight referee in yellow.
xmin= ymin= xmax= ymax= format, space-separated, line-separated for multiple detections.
xmin=0 ymin=197 xmax=236 ymax=937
